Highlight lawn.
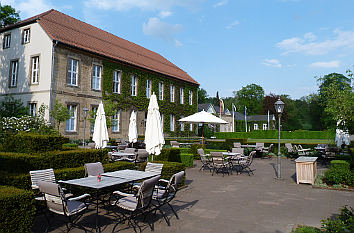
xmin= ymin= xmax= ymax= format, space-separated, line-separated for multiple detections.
xmin=247 ymin=138 xmax=334 ymax=144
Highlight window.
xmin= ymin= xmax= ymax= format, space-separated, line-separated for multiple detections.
xmin=92 ymin=65 xmax=101 ymax=90
xmin=170 ymin=85 xmax=175 ymax=102
xmin=29 ymin=103 xmax=37 ymax=116
xmin=66 ymin=105 xmax=77 ymax=132
xmin=189 ymin=90 xmax=193 ymax=105
xmin=170 ymin=115 xmax=175 ymax=131
xmin=146 ymin=79 xmax=152 ymax=98
xmin=9 ymin=60 xmax=18 ymax=87
xmin=112 ymin=110 xmax=120 ymax=132
xmin=113 ymin=70 xmax=121 ymax=93
xmin=254 ymin=124 xmax=259 ymax=130
xmin=180 ymin=88 xmax=184 ymax=104
xmin=90 ymin=106 xmax=98 ymax=132
xmin=190 ymin=123 xmax=193 ymax=131
xmin=160 ymin=113 xmax=164 ymax=129
xmin=131 ymin=75 xmax=137 ymax=96
xmin=22 ymin=28 xmax=30 ymax=44
xmin=67 ymin=58 xmax=78 ymax=86
xmin=158 ymin=82 xmax=164 ymax=100
xmin=30 ymin=56 xmax=39 ymax=84
xmin=263 ymin=123 xmax=268 ymax=130
xmin=180 ymin=115 xmax=184 ymax=131
xmin=3 ymin=34 xmax=11 ymax=49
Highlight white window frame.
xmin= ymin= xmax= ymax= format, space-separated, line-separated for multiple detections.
xmin=146 ymin=79 xmax=152 ymax=98
xmin=31 ymin=56 xmax=39 ymax=84
xmin=254 ymin=124 xmax=259 ymax=131
xmin=112 ymin=110 xmax=120 ymax=132
xmin=170 ymin=85 xmax=175 ymax=102
xmin=170 ymin=115 xmax=175 ymax=131
xmin=3 ymin=34 xmax=11 ymax=49
xmin=189 ymin=90 xmax=193 ymax=105
xmin=263 ymin=123 xmax=268 ymax=130
xmin=23 ymin=28 xmax=30 ymax=44
xmin=92 ymin=65 xmax=101 ymax=90
xmin=159 ymin=82 xmax=164 ymax=100
xmin=190 ymin=123 xmax=193 ymax=131
xmin=66 ymin=105 xmax=77 ymax=132
xmin=113 ymin=70 xmax=121 ymax=94
xmin=9 ymin=60 xmax=18 ymax=87
xmin=180 ymin=115 xmax=184 ymax=131
xmin=29 ymin=103 xmax=37 ymax=116
xmin=67 ymin=58 xmax=78 ymax=86
xmin=131 ymin=75 xmax=137 ymax=96
xmin=180 ymin=88 xmax=184 ymax=104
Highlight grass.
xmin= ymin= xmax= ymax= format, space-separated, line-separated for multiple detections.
xmin=247 ymin=138 xmax=334 ymax=144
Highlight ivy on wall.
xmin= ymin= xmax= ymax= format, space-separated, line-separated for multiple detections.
xmin=102 ymin=60 xmax=198 ymax=136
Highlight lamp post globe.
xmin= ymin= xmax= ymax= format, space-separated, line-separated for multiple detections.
xmin=274 ymin=98 xmax=285 ymax=179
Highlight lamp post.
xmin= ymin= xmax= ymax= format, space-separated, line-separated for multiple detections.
xmin=274 ymin=98 xmax=285 ymax=179
xmin=82 ymin=107 xmax=89 ymax=147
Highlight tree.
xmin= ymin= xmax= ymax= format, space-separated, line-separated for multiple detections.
xmin=0 ymin=4 xmax=20 ymax=28
xmin=0 ymin=96 xmax=28 ymax=117
xmin=50 ymin=101 xmax=71 ymax=133
xmin=198 ymin=88 xmax=209 ymax=104
xmin=233 ymin=84 xmax=264 ymax=115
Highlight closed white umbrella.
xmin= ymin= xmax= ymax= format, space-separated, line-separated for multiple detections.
xmin=145 ymin=93 xmax=165 ymax=160
xmin=178 ymin=110 xmax=227 ymax=144
xmin=92 ymin=102 xmax=109 ymax=149
xmin=128 ymin=110 xmax=138 ymax=144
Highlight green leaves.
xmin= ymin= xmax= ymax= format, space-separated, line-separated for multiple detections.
xmin=0 ymin=4 xmax=20 ymax=28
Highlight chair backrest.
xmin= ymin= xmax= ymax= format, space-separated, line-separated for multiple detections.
xmin=285 ymin=143 xmax=294 ymax=153
xmin=256 ymin=142 xmax=264 ymax=149
xmin=124 ymin=147 xmax=136 ymax=153
xmin=232 ymin=147 xmax=244 ymax=155
xmin=137 ymin=175 xmax=160 ymax=209
xmin=38 ymin=181 xmax=66 ymax=215
xmin=136 ymin=149 xmax=149 ymax=162
xmin=246 ymin=151 xmax=256 ymax=166
xmin=87 ymin=142 xmax=96 ymax=149
xmin=197 ymin=148 xmax=205 ymax=155
xmin=30 ymin=168 xmax=56 ymax=190
xmin=267 ymin=144 xmax=274 ymax=152
xmin=170 ymin=141 xmax=180 ymax=148
xmin=162 ymin=171 xmax=185 ymax=200
xmin=84 ymin=162 xmax=104 ymax=177
xmin=233 ymin=142 xmax=241 ymax=148
xmin=210 ymin=152 xmax=225 ymax=165
xmin=145 ymin=162 xmax=164 ymax=174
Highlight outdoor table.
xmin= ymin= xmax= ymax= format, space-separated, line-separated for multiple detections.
xmin=105 ymin=145 xmax=118 ymax=150
xmin=59 ymin=170 xmax=158 ymax=232
xmin=179 ymin=142 xmax=193 ymax=148
xmin=295 ymin=156 xmax=318 ymax=185
xmin=241 ymin=145 xmax=257 ymax=148
xmin=111 ymin=152 xmax=136 ymax=161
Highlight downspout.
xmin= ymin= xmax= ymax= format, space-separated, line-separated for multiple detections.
xmin=49 ymin=40 xmax=58 ymax=125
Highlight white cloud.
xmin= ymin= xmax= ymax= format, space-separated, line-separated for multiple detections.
xmin=174 ymin=39 xmax=183 ymax=47
xmin=213 ymin=0 xmax=228 ymax=7
xmin=262 ymin=59 xmax=282 ymax=68
xmin=226 ymin=20 xmax=239 ymax=29
xmin=277 ymin=29 xmax=354 ymax=55
xmin=143 ymin=17 xmax=183 ymax=46
xmin=85 ymin=0 xmax=203 ymax=11
xmin=159 ymin=11 xmax=172 ymax=18
xmin=2 ymin=0 xmax=52 ymax=18
xmin=309 ymin=60 xmax=340 ymax=68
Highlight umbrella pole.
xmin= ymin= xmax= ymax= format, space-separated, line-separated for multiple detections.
xmin=201 ymin=123 xmax=204 ymax=145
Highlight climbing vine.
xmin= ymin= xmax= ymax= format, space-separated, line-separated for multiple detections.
xmin=102 ymin=60 xmax=198 ymax=136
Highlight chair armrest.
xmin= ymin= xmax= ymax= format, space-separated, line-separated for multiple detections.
xmin=68 ymin=193 xmax=91 ymax=201
xmin=159 ymin=179 xmax=169 ymax=184
xmin=113 ymin=190 xmax=135 ymax=197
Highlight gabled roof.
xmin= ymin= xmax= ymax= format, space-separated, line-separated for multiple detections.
xmin=198 ymin=103 xmax=214 ymax=112
xmin=1 ymin=9 xmax=198 ymax=85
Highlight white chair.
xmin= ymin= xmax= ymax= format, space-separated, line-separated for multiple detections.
xmin=84 ymin=162 xmax=104 ymax=177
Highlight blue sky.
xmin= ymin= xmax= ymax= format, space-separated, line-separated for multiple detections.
xmin=4 ymin=0 xmax=354 ymax=99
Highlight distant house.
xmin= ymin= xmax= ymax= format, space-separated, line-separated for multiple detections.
xmin=198 ymin=103 xmax=276 ymax=132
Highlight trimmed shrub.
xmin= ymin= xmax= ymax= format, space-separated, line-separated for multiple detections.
xmin=330 ymin=160 xmax=350 ymax=171
xmin=180 ymin=154 xmax=194 ymax=167
xmin=0 ymin=149 xmax=109 ymax=173
xmin=156 ymin=148 xmax=182 ymax=163
xmin=189 ymin=144 xmax=205 ymax=160
xmin=321 ymin=205 xmax=354 ymax=233
xmin=323 ymin=161 xmax=353 ymax=186
xmin=292 ymin=226 xmax=321 ymax=233
xmin=62 ymin=143 xmax=79 ymax=149
xmin=2 ymin=132 xmax=68 ymax=153
xmin=0 ymin=186 xmax=36 ymax=233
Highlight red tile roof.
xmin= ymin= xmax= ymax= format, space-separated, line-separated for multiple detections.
xmin=4 ymin=9 xmax=199 ymax=85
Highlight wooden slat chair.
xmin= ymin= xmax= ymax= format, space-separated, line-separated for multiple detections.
xmin=262 ymin=144 xmax=274 ymax=159
xmin=170 ymin=141 xmax=180 ymax=148
xmin=210 ymin=152 xmax=231 ymax=176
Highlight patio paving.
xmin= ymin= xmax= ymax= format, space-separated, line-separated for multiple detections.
xmin=33 ymin=157 xmax=354 ymax=233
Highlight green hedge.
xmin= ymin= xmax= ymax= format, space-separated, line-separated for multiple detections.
xmin=335 ymin=154 xmax=354 ymax=170
xmin=189 ymin=144 xmax=205 ymax=160
xmin=323 ymin=160 xmax=354 ymax=186
xmin=156 ymin=148 xmax=182 ymax=163
xmin=0 ymin=186 xmax=36 ymax=233
xmin=2 ymin=132 xmax=69 ymax=153
xmin=180 ymin=154 xmax=194 ymax=167
xmin=215 ymin=130 xmax=334 ymax=140
xmin=0 ymin=149 xmax=109 ymax=173
xmin=331 ymin=160 xmax=350 ymax=171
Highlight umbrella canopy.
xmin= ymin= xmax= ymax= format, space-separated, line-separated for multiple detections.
xmin=92 ymin=102 xmax=109 ymax=149
xmin=145 ymin=93 xmax=165 ymax=157
xmin=128 ymin=110 xmax=138 ymax=143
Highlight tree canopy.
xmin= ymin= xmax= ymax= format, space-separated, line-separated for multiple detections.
xmin=233 ymin=84 xmax=264 ymax=115
xmin=0 ymin=4 xmax=20 ymax=28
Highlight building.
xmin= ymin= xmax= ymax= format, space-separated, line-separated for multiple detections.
xmin=197 ymin=103 xmax=276 ymax=132
xmin=0 ymin=9 xmax=199 ymax=140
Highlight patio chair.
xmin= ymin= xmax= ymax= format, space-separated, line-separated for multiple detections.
xmin=231 ymin=147 xmax=244 ymax=155
xmin=297 ymin=144 xmax=312 ymax=155
xmin=133 ymin=162 xmax=164 ymax=189
xmin=256 ymin=142 xmax=264 ymax=151
xmin=170 ymin=141 xmax=180 ymax=148
xmin=151 ymin=171 xmax=185 ymax=226
xmin=84 ymin=162 xmax=104 ymax=177
xmin=233 ymin=142 xmax=242 ymax=148
xmin=262 ymin=144 xmax=273 ymax=159
xmin=210 ymin=152 xmax=231 ymax=176
xmin=87 ymin=142 xmax=96 ymax=149
xmin=285 ymin=143 xmax=297 ymax=157
xmin=237 ymin=151 xmax=256 ymax=176
xmin=38 ymin=181 xmax=91 ymax=233
xmin=110 ymin=175 xmax=161 ymax=233
xmin=197 ymin=148 xmax=212 ymax=172
xmin=135 ymin=149 xmax=149 ymax=165
xmin=124 ymin=147 xmax=136 ymax=153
